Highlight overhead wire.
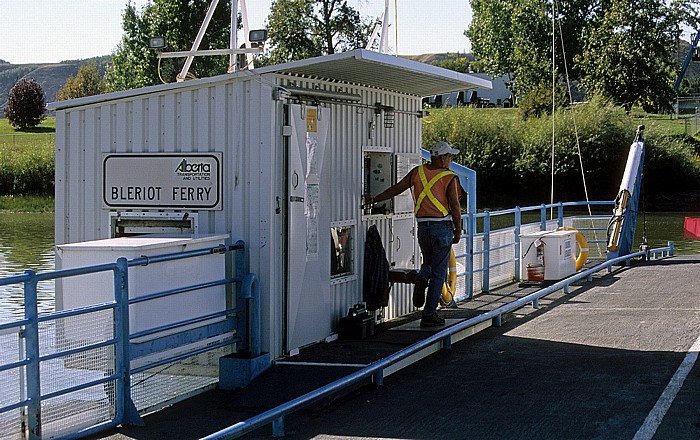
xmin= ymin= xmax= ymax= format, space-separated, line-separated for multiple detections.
xmin=552 ymin=0 xmax=603 ymax=254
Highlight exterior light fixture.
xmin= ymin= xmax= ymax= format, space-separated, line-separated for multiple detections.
xmin=148 ymin=36 xmax=166 ymax=49
xmin=249 ymin=29 xmax=268 ymax=43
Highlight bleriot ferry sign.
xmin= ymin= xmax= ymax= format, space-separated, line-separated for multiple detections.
xmin=103 ymin=153 xmax=223 ymax=210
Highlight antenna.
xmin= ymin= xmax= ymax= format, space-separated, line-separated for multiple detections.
xmin=156 ymin=0 xmax=267 ymax=82
xmin=366 ymin=0 xmax=394 ymax=54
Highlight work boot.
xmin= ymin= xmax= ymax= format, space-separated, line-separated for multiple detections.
xmin=420 ymin=313 xmax=446 ymax=327
xmin=413 ymin=277 xmax=427 ymax=308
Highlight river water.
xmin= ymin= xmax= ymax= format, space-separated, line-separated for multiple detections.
xmin=1 ymin=211 xmax=699 ymax=322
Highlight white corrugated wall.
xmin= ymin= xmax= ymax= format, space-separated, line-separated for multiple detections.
xmin=55 ymin=73 xmax=424 ymax=358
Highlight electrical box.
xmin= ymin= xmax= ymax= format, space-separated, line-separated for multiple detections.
xmin=363 ymin=146 xmax=393 ymax=215
xmin=394 ymin=153 xmax=421 ymax=213
xmin=520 ymin=230 xmax=576 ymax=281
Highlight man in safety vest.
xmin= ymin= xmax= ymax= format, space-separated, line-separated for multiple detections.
xmin=363 ymin=141 xmax=462 ymax=327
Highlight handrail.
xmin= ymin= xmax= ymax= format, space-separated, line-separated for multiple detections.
xmin=203 ymin=242 xmax=674 ymax=439
xmin=0 ymin=240 xmax=257 ymax=440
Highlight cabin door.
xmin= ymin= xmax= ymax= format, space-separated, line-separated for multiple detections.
xmin=286 ymin=104 xmax=331 ymax=353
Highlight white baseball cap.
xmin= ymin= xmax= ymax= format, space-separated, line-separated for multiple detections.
xmin=430 ymin=141 xmax=460 ymax=157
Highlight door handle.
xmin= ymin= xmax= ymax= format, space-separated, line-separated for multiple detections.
xmin=290 ymin=196 xmax=304 ymax=203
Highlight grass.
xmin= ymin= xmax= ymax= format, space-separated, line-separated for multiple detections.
xmin=0 ymin=195 xmax=54 ymax=212
xmin=0 ymin=117 xmax=55 ymax=206
xmin=0 ymin=116 xmax=55 ymax=134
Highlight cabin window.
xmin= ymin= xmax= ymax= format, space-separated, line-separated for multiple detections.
xmin=331 ymin=225 xmax=354 ymax=278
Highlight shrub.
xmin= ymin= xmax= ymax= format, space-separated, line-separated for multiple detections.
xmin=4 ymin=78 xmax=46 ymax=129
xmin=421 ymin=97 xmax=684 ymax=208
xmin=518 ymin=83 xmax=569 ymax=120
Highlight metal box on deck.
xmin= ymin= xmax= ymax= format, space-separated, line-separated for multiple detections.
xmin=56 ymin=234 xmax=229 ymax=341
xmin=520 ymin=230 xmax=576 ymax=281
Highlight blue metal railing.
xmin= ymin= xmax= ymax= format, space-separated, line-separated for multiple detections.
xmin=0 ymin=240 xmax=258 ymax=440
xmin=456 ymin=200 xmax=614 ymax=300
xmin=203 ymin=242 xmax=674 ymax=440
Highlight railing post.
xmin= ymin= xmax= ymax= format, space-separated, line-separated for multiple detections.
xmin=482 ymin=211 xmax=490 ymax=293
xmin=466 ymin=212 xmax=474 ymax=299
xmin=373 ymin=369 xmax=384 ymax=386
xmin=668 ymin=241 xmax=674 ymax=257
xmin=24 ymin=270 xmax=41 ymax=440
xmin=540 ymin=204 xmax=547 ymax=230
xmin=114 ymin=258 xmax=143 ymax=427
xmin=514 ymin=207 xmax=521 ymax=281
xmin=234 ymin=240 xmax=247 ymax=278
xmin=557 ymin=202 xmax=564 ymax=227
xmin=272 ymin=416 xmax=285 ymax=438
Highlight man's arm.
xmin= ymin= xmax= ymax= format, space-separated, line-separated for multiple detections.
xmin=363 ymin=168 xmax=415 ymax=205
xmin=447 ymin=176 xmax=462 ymax=243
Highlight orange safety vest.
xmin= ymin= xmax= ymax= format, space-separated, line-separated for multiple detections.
xmin=411 ymin=165 xmax=456 ymax=218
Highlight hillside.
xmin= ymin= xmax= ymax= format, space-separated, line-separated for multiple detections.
xmin=0 ymin=43 xmax=699 ymax=116
xmin=0 ymin=56 xmax=111 ymax=114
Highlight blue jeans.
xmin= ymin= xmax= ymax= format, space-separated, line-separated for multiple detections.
xmin=416 ymin=221 xmax=453 ymax=317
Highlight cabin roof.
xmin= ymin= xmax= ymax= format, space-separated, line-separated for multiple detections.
xmin=49 ymin=49 xmax=491 ymax=111
xmin=255 ymin=49 xmax=491 ymax=96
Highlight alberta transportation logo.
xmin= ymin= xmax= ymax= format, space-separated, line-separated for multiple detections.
xmin=175 ymin=159 xmax=212 ymax=181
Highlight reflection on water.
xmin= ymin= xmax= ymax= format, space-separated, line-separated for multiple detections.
xmin=634 ymin=212 xmax=700 ymax=255
xmin=0 ymin=212 xmax=55 ymax=322
xmin=0 ymin=211 xmax=699 ymax=323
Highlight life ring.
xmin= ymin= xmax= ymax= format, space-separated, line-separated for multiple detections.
xmin=441 ymin=247 xmax=457 ymax=306
xmin=557 ymin=227 xmax=589 ymax=271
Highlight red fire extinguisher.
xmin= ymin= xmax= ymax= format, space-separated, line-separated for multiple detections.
xmin=525 ymin=238 xmax=546 ymax=282
xmin=535 ymin=238 xmax=545 ymax=266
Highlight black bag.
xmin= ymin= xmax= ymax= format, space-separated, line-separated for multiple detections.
xmin=363 ymin=224 xmax=389 ymax=311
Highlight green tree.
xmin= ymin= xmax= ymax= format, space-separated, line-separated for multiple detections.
xmin=465 ymin=0 xmax=568 ymax=95
xmin=467 ymin=0 xmax=699 ymax=112
xmin=106 ymin=0 xmax=233 ymax=92
xmin=263 ymin=0 xmax=373 ymax=65
xmin=56 ymin=64 xmax=106 ymax=101
xmin=578 ymin=0 xmax=694 ymax=112
xmin=3 ymin=78 xmax=45 ymax=129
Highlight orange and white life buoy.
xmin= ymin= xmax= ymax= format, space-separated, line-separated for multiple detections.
xmin=557 ymin=227 xmax=589 ymax=271
xmin=441 ymin=247 xmax=457 ymax=306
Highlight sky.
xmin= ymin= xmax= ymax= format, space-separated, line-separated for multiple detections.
xmin=2 ymin=0 xmax=473 ymax=65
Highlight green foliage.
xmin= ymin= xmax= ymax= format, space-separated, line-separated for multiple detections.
xmin=518 ymin=83 xmax=569 ymax=119
xmin=106 ymin=1 xmax=233 ymax=92
xmin=643 ymin=131 xmax=700 ymax=194
xmin=467 ymin=0 xmax=581 ymax=97
xmin=4 ymin=78 xmax=46 ymax=129
xmin=468 ymin=0 xmax=699 ymax=111
xmin=56 ymin=64 xmax=106 ymax=101
xmin=578 ymin=0 xmax=683 ymax=112
xmin=261 ymin=0 xmax=373 ymax=65
xmin=0 ymin=138 xmax=54 ymax=196
xmin=422 ymin=98 xmax=700 ymax=208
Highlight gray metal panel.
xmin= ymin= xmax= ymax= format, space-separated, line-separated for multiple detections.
xmin=257 ymin=49 xmax=491 ymax=96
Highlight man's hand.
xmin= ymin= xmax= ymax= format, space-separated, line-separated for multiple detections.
xmin=452 ymin=229 xmax=461 ymax=244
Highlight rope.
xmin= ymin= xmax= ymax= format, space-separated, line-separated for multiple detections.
xmin=553 ymin=0 xmax=603 ymax=254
